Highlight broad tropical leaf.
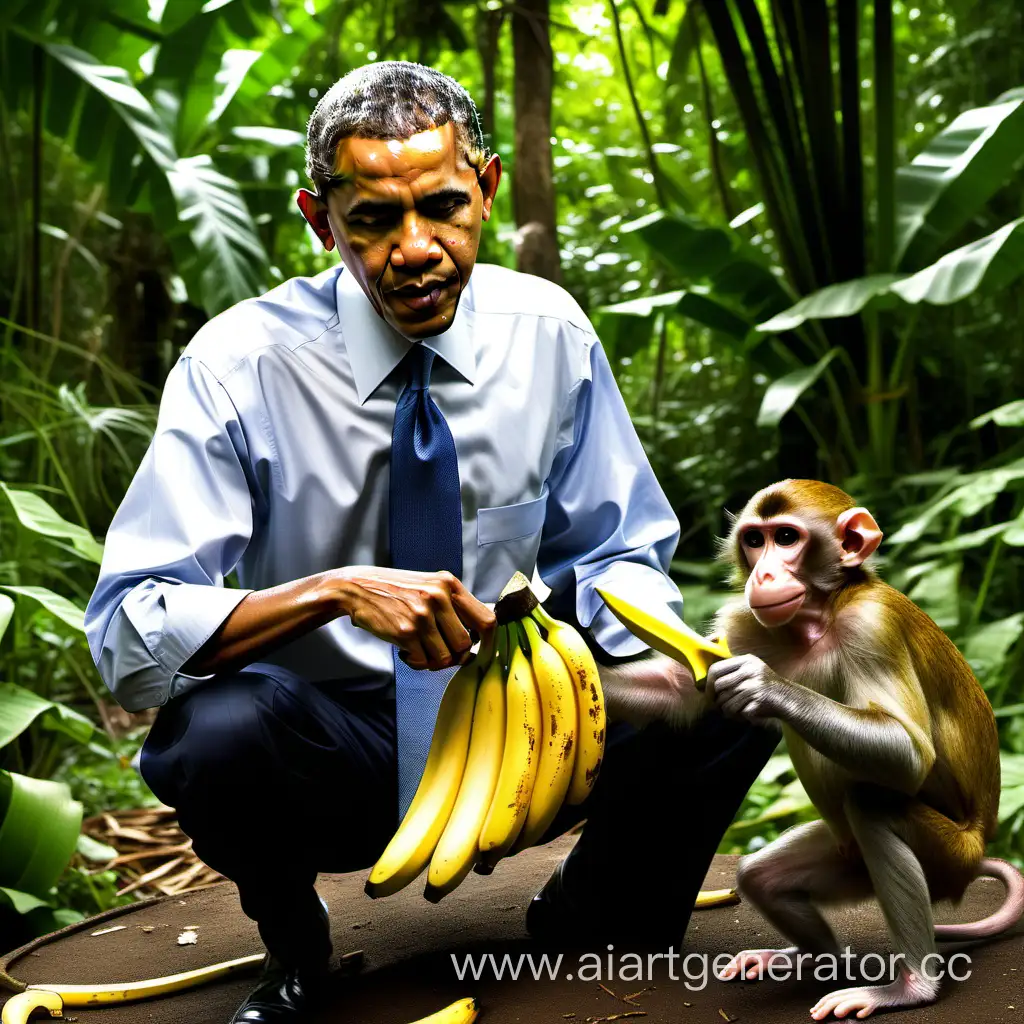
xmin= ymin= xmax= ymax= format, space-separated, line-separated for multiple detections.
xmin=0 ymin=771 xmax=83 ymax=899
xmin=166 ymin=155 xmax=269 ymax=315
xmin=758 ymin=216 xmax=1024 ymax=332
xmin=757 ymin=350 xmax=840 ymax=428
xmin=971 ymin=399 xmax=1024 ymax=429
xmin=621 ymin=210 xmax=792 ymax=325
xmin=0 ymin=684 xmax=54 ymax=750
xmin=0 ymin=586 xmax=87 ymax=633
xmin=0 ymin=484 xmax=104 ymax=564
xmin=43 ymin=42 xmax=176 ymax=172
xmin=0 ymin=595 xmax=12 ymax=644
xmin=895 ymin=88 xmax=1024 ymax=270
xmin=599 ymin=286 xmax=752 ymax=339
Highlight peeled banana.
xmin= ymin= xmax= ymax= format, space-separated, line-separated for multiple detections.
xmin=596 ymin=583 xmax=731 ymax=687
xmin=366 ymin=650 xmax=482 ymax=898
xmin=0 ymin=953 xmax=267 ymax=1024
xmin=2 ymin=989 xmax=63 ymax=1024
xmin=694 ymin=887 xmax=741 ymax=909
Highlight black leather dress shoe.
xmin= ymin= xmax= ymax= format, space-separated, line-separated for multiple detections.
xmin=228 ymin=954 xmax=330 ymax=1023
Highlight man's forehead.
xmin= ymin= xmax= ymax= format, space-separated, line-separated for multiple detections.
xmin=332 ymin=122 xmax=470 ymax=182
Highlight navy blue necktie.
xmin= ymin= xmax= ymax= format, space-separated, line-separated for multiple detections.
xmin=389 ymin=343 xmax=463 ymax=819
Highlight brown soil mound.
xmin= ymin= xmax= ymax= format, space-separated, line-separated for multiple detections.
xmin=2 ymin=837 xmax=1021 ymax=1024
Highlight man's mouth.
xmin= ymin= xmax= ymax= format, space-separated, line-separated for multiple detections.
xmin=389 ymin=276 xmax=457 ymax=313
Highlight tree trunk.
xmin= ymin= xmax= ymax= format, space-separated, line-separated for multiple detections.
xmin=476 ymin=6 xmax=503 ymax=149
xmin=511 ymin=0 xmax=560 ymax=282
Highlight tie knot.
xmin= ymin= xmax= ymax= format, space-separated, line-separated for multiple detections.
xmin=404 ymin=344 xmax=436 ymax=393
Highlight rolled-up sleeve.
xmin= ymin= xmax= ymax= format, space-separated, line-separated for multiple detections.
xmin=84 ymin=356 xmax=256 ymax=711
xmin=537 ymin=333 xmax=683 ymax=658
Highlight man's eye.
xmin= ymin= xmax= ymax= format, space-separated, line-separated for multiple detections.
xmin=426 ymin=199 xmax=461 ymax=217
xmin=775 ymin=527 xmax=800 ymax=546
xmin=742 ymin=530 xmax=765 ymax=548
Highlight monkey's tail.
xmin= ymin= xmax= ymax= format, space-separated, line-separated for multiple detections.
xmin=934 ymin=858 xmax=1024 ymax=942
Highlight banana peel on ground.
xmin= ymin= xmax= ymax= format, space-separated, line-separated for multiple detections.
xmin=596 ymin=584 xmax=731 ymax=689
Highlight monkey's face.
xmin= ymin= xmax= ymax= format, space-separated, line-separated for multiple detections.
xmin=739 ymin=517 xmax=811 ymax=627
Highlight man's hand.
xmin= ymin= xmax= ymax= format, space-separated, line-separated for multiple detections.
xmin=333 ymin=567 xmax=496 ymax=671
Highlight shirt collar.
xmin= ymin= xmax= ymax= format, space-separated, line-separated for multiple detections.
xmin=335 ymin=266 xmax=476 ymax=405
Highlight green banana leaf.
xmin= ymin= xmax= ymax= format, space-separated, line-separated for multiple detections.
xmin=0 ymin=770 xmax=84 ymax=899
xmin=0 ymin=483 xmax=104 ymax=564
xmin=1000 ymin=753 xmax=1024 ymax=823
xmin=895 ymin=88 xmax=1024 ymax=271
xmin=971 ymin=399 xmax=1024 ymax=428
xmin=9 ymin=35 xmax=270 ymax=316
xmin=0 ymin=595 xmax=12 ymax=643
xmin=621 ymin=210 xmax=792 ymax=326
xmin=887 ymin=460 xmax=1024 ymax=544
xmin=756 ymin=349 xmax=840 ymax=428
xmin=41 ymin=42 xmax=177 ymax=172
xmin=0 ymin=585 xmax=87 ymax=633
xmin=962 ymin=614 xmax=1024 ymax=685
xmin=598 ymin=286 xmax=753 ymax=342
xmin=758 ymin=215 xmax=1024 ymax=332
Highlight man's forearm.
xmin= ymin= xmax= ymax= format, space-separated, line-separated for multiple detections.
xmin=182 ymin=570 xmax=346 ymax=677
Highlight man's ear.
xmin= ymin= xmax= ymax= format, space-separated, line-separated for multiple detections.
xmin=478 ymin=154 xmax=501 ymax=221
xmin=295 ymin=189 xmax=336 ymax=252
xmin=836 ymin=507 xmax=883 ymax=567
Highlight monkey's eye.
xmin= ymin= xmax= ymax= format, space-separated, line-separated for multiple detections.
xmin=775 ymin=527 xmax=800 ymax=546
xmin=742 ymin=529 xmax=765 ymax=548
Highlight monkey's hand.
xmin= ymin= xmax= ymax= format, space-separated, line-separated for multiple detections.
xmin=705 ymin=654 xmax=791 ymax=724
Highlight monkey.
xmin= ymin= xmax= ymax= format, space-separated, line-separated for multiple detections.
xmin=701 ymin=479 xmax=1024 ymax=1020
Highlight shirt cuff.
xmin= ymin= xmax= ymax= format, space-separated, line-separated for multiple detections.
xmin=123 ymin=581 xmax=253 ymax=700
xmin=576 ymin=560 xmax=683 ymax=659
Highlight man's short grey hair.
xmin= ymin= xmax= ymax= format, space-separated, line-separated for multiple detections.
xmin=305 ymin=60 xmax=488 ymax=194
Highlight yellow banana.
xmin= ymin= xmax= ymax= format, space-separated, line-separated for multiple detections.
xmin=531 ymin=604 xmax=605 ymax=806
xmin=425 ymin=637 xmax=506 ymax=902
xmin=511 ymin=616 xmax=577 ymax=852
xmin=2 ymin=989 xmax=63 ymax=1024
xmin=596 ymin=583 xmax=730 ymax=688
xmin=478 ymin=622 xmax=542 ymax=868
xmin=0 ymin=953 xmax=267 ymax=1022
xmin=407 ymin=995 xmax=479 ymax=1024
xmin=365 ymin=652 xmax=481 ymax=898
xmin=695 ymin=887 xmax=741 ymax=909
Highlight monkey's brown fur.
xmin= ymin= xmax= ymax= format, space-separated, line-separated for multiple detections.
xmin=716 ymin=479 xmax=1000 ymax=905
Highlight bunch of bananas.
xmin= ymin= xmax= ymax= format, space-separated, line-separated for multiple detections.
xmin=365 ymin=572 xmax=605 ymax=901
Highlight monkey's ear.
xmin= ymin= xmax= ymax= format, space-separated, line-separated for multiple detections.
xmin=836 ymin=507 xmax=883 ymax=567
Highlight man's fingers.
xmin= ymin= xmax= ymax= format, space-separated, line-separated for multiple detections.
xmin=449 ymin=579 xmax=498 ymax=634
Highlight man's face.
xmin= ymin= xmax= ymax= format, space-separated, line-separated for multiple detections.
xmin=297 ymin=121 xmax=501 ymax=340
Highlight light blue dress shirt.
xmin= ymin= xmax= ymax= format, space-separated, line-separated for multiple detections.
xmin=84 ymin=262 xmax=684 ymax=713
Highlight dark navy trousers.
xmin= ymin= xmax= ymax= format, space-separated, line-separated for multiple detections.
xmin=139 ymin=667 xmax=779 ymax=963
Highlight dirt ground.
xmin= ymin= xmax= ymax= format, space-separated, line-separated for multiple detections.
xmin=2 ymin=836 xmax=1021 ymax=1024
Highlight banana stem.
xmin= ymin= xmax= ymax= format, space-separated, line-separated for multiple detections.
xmin=521 ymin=615 xmax=542 ymax=652
xmin=475 ymin=627 xmax=497 ymax=671
xmin=530 ymin=603 xmax=557 ymax=632
xmin=497 ymin=624 xmax=510 ymax=676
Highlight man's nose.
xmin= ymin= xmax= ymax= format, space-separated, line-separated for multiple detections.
xmin=395 ymin=211 xmax=443 ymax=268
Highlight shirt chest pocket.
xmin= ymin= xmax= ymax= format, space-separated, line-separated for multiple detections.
xmin=474 ymin=486 xmax=549 ymax=602
xmin=477 ymin=486 xmax=549 ymax=545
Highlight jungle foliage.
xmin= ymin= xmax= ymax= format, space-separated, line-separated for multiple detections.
xmin=1 ymin=0 xmax=1023 ymax=944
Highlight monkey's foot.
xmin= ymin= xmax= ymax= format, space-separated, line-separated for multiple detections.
xmin=809 ymin=970 xmax=939 ymax=1020
xmin=716 ymin=947 xmax=799 ymax=982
